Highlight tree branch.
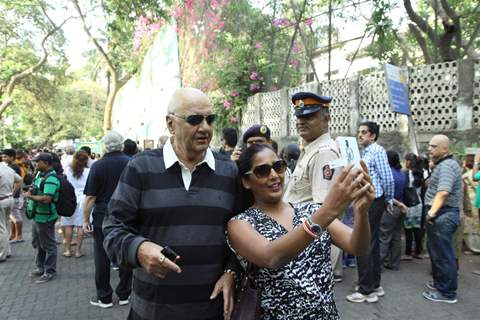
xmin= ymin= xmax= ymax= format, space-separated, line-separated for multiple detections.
xmin=464 ymin=20 xmax=480 ymax=53
xmin=403 ymin=0 xmax=438 ymax=46
xmin=393 ymin=32 xmax=415 ymax=65
xmin=408 ymin=23 xmax=432 ymax=64
xmin=439 ymin=0 xmax=458 ymax=21
xmin=70 ymin=0 xmax=116 ymax=78
xmin=439 ymin=0 xmax=461 ymax=57
xmin=279 ymin=0 xmax=307 ymax=86
xmin=0 ymin=12 xmax=71 ymax=117
xmin=289 ymin=0 xmax=319 ymax=83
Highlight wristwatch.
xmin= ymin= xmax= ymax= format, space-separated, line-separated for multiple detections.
xmin=307 ymin=217 xmax=324 ymax=237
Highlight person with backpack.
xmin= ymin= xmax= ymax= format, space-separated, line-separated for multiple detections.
xmin=25 ymin=152 xmax=61 ymax=284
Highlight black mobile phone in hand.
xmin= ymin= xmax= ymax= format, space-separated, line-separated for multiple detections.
xmin=161 ymin=246 xmax=180 ymax=263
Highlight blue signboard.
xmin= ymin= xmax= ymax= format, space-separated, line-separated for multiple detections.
xmin=384 ymin=64 xmax=411 ymax=115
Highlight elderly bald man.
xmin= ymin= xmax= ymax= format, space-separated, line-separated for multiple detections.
xmin=103 ymin=88 xmax=240 ymax=320
xmin=422 ymin=135 xmax=462 ymax=304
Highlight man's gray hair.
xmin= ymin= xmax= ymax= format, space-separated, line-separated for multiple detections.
xmin=102 ymin=130 xmax=124 ymax=153
xmin=319 ymin=108 xmax=330 ymax=119
xmin=65 ymin=145 xmax=75 ymax=155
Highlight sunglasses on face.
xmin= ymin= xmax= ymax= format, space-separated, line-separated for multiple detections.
xmin=245 ymin=160 xmax=287 ymax=179
xmin=172 ymin=113 xmax=217 ymax=126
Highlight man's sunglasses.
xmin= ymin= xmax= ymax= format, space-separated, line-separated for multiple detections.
xmin=245 ymin=160 xmax=287 ymax=179
xmin=172 ymin=113 xmax=217 ymax=126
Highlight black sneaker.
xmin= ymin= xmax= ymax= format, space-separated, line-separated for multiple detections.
xmin=422 ymin=290 xmax=457 ymax=304
xmin=90 ymin=296 xmax=113 ymax=308
xmin=30 ymin=268 xmax=44 ymax=277
xmin=35 ymin=273 xmax=54 ymax=284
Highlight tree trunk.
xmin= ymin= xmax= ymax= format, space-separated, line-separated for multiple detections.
xmin=103 ymin=82 xmax=119 ymax=132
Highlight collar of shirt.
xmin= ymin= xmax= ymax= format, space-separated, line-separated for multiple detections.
xmin=303 ymin=132 xmax=332 ymax=155
xmin=163 ymin=138 xmax=215 ymax=190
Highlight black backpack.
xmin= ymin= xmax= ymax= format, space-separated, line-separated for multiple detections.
xmin=41 ymin=173 xmax=77 ymax=217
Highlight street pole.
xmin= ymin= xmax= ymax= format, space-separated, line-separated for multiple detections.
xmin=328 ymin=0 xmax=332 ymax=80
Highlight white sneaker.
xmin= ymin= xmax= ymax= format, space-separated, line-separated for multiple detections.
xmin=119 ymin=297 xmax=129 ymax=306
xmin=90 ymin=297 xmax=113 ymax=308
xmin=346 ymin=292 xmax=379 ymax=303
xmin=354 ymin=285 xmax=384 ymax=297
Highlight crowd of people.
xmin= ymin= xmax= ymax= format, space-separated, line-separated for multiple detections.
xmin=0 ymin=87 xmax=479 ymax=319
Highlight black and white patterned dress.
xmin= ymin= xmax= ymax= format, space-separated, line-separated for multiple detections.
xmin=228 ymin=202 xmax=339 ymax=320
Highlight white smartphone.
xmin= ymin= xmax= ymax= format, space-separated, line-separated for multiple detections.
xmin=329 ymin=136 xmax=362 ymax=169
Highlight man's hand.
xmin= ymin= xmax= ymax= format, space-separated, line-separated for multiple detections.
xmin=352 ymin=161 xmax=375 ymax=214
xmin=427 ymin=212 xmax=436 ymax=224
xmin=396 ymin=202 xmax=408 ymax=214
xmin=230 ymin=147 xmax=242 ymax=162
xmin=82 ymin=221 xmax=93 ymax=233
xmin=210 ymin=272 xmax=235 ymax=320
xmin=137 ymin=241 xmax=181 ymax=278
xmin=386 ymin=202 xmax=394 ymax=214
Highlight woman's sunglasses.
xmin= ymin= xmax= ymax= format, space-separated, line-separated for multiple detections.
xmin=172 ymin=114 xmax=217 ymax=126
xmin=245 ymin=160 xmax=287 ymax=179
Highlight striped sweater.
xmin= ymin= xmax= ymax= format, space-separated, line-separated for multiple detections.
xmin=103 ymin=148 xmax=239 ymax=320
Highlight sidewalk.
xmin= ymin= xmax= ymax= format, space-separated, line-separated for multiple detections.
xmin=1 ymin=219 xmax=479 ymax=319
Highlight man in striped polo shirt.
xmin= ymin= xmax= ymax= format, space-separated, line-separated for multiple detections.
xmin=422 ymin=135 xmax=462 ymax=304
xmin=103 ymin=88 xmax=240 ymax=320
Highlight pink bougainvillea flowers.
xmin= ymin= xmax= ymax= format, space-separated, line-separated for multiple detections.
xmin=223 ymin=100 xmax=232 ymax=109
xmin=231 ymin=90 xmax=239 ymax=97
xmin=250 ymin=72 xmax=258 ymax=80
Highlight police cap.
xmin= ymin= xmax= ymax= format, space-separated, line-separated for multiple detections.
xmin=291 ymin=92 xmax=332 ymax=117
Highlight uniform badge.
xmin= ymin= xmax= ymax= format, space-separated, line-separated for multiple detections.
xmin=323 ymin=165 xmax=334 ymax=180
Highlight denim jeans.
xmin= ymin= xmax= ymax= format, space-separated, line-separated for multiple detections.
xmin=426 ymin=207 xmax=459 ymax=299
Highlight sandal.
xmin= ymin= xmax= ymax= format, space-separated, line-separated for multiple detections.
xmin=75 ymin=253 xmax=84 ymax=258
xmin=63 ymin=252 xmax=72 ymax=258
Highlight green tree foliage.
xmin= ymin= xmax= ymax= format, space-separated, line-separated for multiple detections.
xmin=0 ymin=0 xmax=69 ymax=116
xmin=367 ymin=0 xmax=480 ymax=64
xmin=177 ymin=0 xmax=324 ymax=133
xmin=2 ymin=78 xmax=105 ymax=149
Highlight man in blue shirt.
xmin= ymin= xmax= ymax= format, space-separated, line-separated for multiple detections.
xmin=83 ymin=131 xmax=133 ymax=308
xmin=347 ymin=121 xmax=394 ymax=303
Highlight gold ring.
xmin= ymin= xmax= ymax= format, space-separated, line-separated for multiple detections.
xmin=159 ymin=255 xmax=166 ymax=265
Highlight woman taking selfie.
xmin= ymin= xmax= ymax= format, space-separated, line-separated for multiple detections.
xmin=227 ymin=144 xmax=374 ymax=320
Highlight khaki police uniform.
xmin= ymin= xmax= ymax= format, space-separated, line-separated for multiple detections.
xmin=283 ymin=132 xmax=340 ymax=204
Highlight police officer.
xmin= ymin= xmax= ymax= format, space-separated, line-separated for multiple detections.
xmin=283 ymin=91 xmax=344 ymax=281
xmin=230 ymin=124 xmax=272 ymax=162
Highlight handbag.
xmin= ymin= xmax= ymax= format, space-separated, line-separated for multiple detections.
xmin=231 ymin=263 xmax=261 ymax=320
xmin=404 ymin=171 xmax=420 ymax=207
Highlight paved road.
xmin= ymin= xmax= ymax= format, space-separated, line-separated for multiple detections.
xmin=1 ymin=220 xmax=479 ymax=320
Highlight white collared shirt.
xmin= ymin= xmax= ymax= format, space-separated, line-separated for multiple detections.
xmin=163 ymin=138 xmax=216 ymax=191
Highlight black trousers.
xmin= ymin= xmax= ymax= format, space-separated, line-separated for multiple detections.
xmin=356 ymin=196 xmax=386 ymax=295
xmin=404 ymin=227 xmax=423 ymax=255
xmin=93 ymin=221 xmax=132 ymax=302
